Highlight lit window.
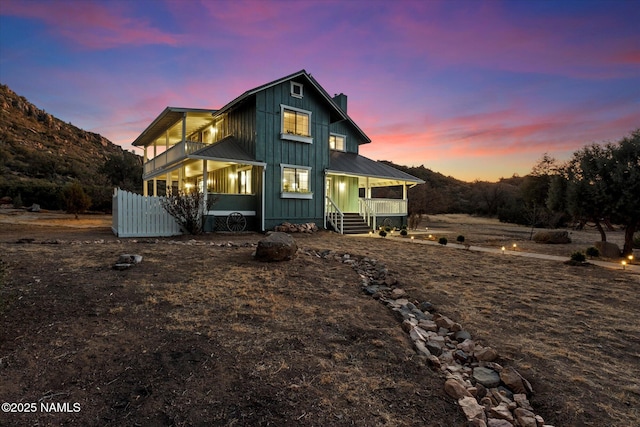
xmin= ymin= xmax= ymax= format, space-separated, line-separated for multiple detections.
xmin=281 ymin=105 xmax=312 ymax=143
xmin=281 ymin=165 xmax=312 ymax=199
xmin=291 ymin=82 xmax=303 ymax=98
xmin=329 ymin=133 xmax=345 ymax=151
xmin=238 ymin=169 xmax=252 ymax=194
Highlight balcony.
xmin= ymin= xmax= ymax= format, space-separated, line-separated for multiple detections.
xmin=143 ymin=140 xmax=205 ymax=176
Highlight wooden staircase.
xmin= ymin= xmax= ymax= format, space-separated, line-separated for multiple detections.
xmin=341 ymin=213 xmax=372 ymax=234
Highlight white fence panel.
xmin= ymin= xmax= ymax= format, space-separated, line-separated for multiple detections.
xmin=112 ymin=188 xmax=182 ymax=237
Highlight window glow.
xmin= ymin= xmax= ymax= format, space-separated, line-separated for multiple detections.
xmin=283 ymin=109 xmax=310 ymax=137
xmin=282 ymin=167 xmax=310 ymax=193
xmin=329 ymin=134 xmax=345 ymax=151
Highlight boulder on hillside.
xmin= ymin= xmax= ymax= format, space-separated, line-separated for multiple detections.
xmin=254 ymin=232 xmax=297 ymax=262
xmin=532 ymin=230 xmax=571 ymax=244
xmin=594 ymin=241 xmax=621 ymax=258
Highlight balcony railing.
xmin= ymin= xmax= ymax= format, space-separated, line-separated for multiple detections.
xmin=143 ymin=140 xmax=206 ymax=175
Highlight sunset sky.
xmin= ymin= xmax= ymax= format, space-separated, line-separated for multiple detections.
xmin=1 ymin=0 xmax=638 ymax=182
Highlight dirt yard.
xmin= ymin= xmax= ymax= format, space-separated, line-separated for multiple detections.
xmin=0 ymin=211 xmax=638 ymax=426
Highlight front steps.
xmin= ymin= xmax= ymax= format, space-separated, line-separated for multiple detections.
xmin=341 ymin=213 xmax=372 ymax=234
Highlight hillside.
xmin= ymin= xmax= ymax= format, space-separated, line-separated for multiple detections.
xmin=0 ymin=84 xmax=141 ymax=210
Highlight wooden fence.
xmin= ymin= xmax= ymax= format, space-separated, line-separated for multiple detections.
xmin=111 ymin=188 xmax=182 ymax=237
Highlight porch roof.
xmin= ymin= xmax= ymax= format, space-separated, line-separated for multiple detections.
xmin=188 ymin=135 xmax=266 ymax=167
xmin=132 ymin=107 xmax=217 ymax=148
xmin=327 ymin=151 xmax=425 ymax=184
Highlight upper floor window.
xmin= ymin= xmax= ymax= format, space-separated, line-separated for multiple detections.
xmin=291 ymin=81 xmax=303 ymax=98
xmin=329 ymin=133 xmax=345 ymax=151
xmin=281 ymin=105 xmax=312 ymax=144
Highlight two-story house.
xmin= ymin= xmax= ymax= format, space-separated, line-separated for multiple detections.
xmin=132 ymin=70 xmax=423 ymax=234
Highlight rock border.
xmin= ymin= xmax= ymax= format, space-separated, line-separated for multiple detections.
xmin=302 ymin=248 xmax=554 ymax=427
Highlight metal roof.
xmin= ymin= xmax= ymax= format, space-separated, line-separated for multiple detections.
xmin=132 ymin=107 xmax=217 ymax=147
xmin=213 ymin=70 xmax=371 ymax=144
xmin=327 ymin=151 xmax=425 ymax=184
xmin=188 ymin=136 xmax=265 ymax=166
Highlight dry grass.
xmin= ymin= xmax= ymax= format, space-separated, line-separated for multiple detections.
xmin=0 ymin=213 xmax=638 ymax=426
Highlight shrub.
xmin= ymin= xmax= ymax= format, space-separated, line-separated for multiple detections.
xmin=385 ymin=226 xmax=391 ymax=232
xmin=63 ymin=182 xmax=91 ymax=219
xmin=438 ymin=237 xmax=448 ymax=246
xmin=379 ymin=229 xmax=387 ymax=238
xmin=12 ymin=193 xmax=23 ymax=209
xmin=161 ymin=190 xmax=215 ymax=235
xmin=570 ymin=251 xmax=586 ymax=263
xmin=585 ymin=247 xmax=600 ymax=258
xmin=456 ymin=235 xmax=465 ymax=243
xmin=400 ymin=229 xmax=408 ymax=236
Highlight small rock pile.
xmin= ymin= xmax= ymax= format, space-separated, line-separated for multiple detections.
xmin=274 ymin=222 xmax=318 ymax=233
xmin=302 ymin=248 xmax=554 ymax=427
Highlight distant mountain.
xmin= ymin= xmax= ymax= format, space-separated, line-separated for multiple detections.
xmin=379 ymin=161 xmax=474 ymax=214
xmin=0 ymin=84 xmax=141 ymax=210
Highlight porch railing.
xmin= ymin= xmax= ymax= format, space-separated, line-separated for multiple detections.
xmin=143 ymin=140 xmax=206 ymax=175
xmin=326 ymin=196 xmax=344 ymax=234
xmin=359 ymin=198 xmax=407 ymax=230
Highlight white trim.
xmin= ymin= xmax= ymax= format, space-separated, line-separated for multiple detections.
xmin=290 ymin=81 xmax=303 ymax=98
xmin=207 ymin=210 xmax=256 ymax=216
xmin=280 ymin=104 xmax=312 ymax=144
xmin=281 ymin=192 xmax=313 ymax=200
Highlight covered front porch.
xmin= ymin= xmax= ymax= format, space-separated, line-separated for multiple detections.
xmin=142 ymin=137 xmax=266 ymax=232
xmin=325 ymin=152 xmax=424 ymax=234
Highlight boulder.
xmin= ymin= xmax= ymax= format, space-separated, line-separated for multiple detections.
xmin=255 ymin=232 xmax=297 ymax=262
xmin=473 ymin=367 xmax=501 ymax=388
xmin=444 ymin=378 xmax=473 ymax=399
xmin=594 ymin=241 xmax=621 ymax=258
xmin=532 ymin=230 xmax=571 ymax=244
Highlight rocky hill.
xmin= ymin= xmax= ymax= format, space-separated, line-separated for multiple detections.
xmin=0 ymin=84 xmax=141 ymax=210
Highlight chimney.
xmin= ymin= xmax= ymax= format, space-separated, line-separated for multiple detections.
xmin=332 ymin=93 xmax=347 ymax=114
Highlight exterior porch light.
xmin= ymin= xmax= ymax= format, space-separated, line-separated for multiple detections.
xmin=338 ymin=182 xmax=346 ymax=192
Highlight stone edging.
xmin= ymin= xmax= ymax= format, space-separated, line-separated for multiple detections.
xmin=302 ymin=247 xmax=555 ymax=427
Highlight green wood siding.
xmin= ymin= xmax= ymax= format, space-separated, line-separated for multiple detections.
xmin=329 ymin=175 xmax=359 ymax=212
xmin=255 ymin=80 xmax=332 ymax=228
xmin=329 ymin=120 xmax=366 ymax=153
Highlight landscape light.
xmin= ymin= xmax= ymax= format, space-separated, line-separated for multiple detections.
xmin=628 ymin=255 xmax=634 ymax=261
xmin=411 ymin=236 xmax=414 ymax=242
xmin=501 ymin=246 xmax=506 ymax=254
xmin=369 ymin=231 xmax=373 ymax=237
xmin=513 ymin=243 xmax=517 ymax=250
xmin=428 ymin=234 xmax=432 ymax=239
xmin=622 ymin=260 xmax=627 ymax=270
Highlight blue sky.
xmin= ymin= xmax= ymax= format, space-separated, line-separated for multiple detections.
xmin=1 ymin=0 xmax=638 ymax=181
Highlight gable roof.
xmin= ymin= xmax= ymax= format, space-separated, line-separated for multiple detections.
xmin=213 ymin=70 xmax=371 ymax=144
xmin=328 ymin=151 xmax=425 ymax=184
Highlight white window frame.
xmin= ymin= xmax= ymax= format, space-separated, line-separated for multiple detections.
xmin=291 ymin=81 xmax=303 ymax=98
xmin=280 ymin=164 xmax=313 ymax=199
xmin=280 ymin=104 xmax=313 ymax=144
xmin=329 ymin=133 xmax=346 ymax=151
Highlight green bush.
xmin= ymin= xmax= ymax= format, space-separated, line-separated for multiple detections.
xmin=456 ymin=235 xmax=465 ymax=243
xmin=585 ymin=247 xmax=600 ymax=258
xmin=379 ymin=230 xmax=387 ymax=238
xmin=438 ymin=237 xmax=448 ymax=246
xmin=63 ymin=182 xmax=91 ymax=219
xmin=400 ymin=229 xmax=408 ymax=236
xmin=570 ymin=251 xmax=586 ymax=263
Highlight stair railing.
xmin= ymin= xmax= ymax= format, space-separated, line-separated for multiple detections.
xmin=326 ymin=196 xmax=344 ymax=234
xmin=359 ymin=198 xmax=376 ymax=230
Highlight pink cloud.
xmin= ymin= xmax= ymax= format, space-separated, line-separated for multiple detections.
xmin=2 ymin=0 xmax=182 ymax=49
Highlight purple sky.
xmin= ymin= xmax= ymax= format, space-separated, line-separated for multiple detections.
xmin=1 ymin=0 xmax=638 ymax=182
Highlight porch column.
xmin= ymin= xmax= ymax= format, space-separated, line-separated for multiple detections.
xmin=153 ymin=178 xmax=158 ymax=196
xmin=143 ymin=179 xmax=148 ymax=196
xmin=366 ymin=177 xmax=371 ymax=198
xmin=182 ymin=113 xmax=187 ymax=142
xmin=202 ymin=160 xmax=208 ymax=209
xmin=403 ymin=183 xmax=407 ymax=201
xmin=178 ymin=166 xmax=184 ymax=192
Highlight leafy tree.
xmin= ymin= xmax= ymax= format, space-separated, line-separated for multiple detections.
xmin=63 ymin=182 xmax=92 ymax=219
xmin=100 ymin=153 xmax=143 ymax=192
xmin=549 ymin=129 xmax=640 ymax=255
